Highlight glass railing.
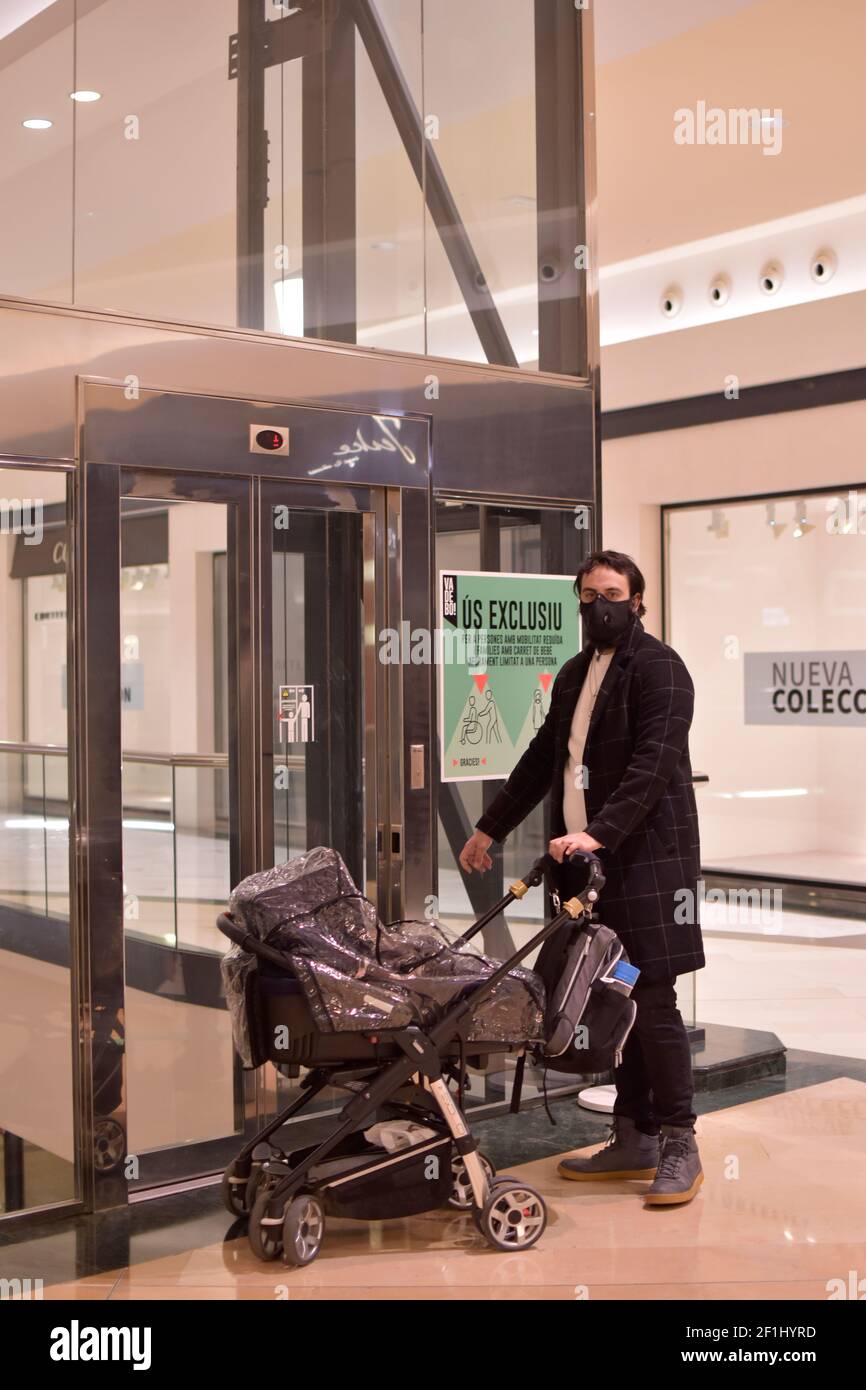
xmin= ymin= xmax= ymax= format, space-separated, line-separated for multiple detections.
xmin=120 ymin=751 xmax=231 ymax=955
xmin=0 ymin=742 xmax=71 ymax=926
xmin=0 ymin=741 xmax=318 ymax=956
xmin=0 ymin=742 xmax=239 ymax=955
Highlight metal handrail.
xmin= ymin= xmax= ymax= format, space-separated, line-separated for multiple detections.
xmin=0 ymin=740 xmax=68 ymax=758
xmin=124 ymin=752 xmax=228 ymax=768
xmin=0 ymin=740 xmax=227 ymax=768
xmin=0 ymin=740 xmax=307 ymax=771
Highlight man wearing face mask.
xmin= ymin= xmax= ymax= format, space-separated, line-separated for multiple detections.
xmin=459 ymin=549 xmax=705 ymax=1206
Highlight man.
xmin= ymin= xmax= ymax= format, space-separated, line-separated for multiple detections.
xmin=459 ymin=549 xmax=705 ymax=1206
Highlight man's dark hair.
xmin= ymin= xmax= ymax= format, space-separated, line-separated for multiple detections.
xmin=574 ymin=549 xmax=647 ymax=618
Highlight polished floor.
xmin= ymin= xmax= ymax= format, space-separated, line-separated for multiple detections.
xmin=5 ymin=1069 xmax=865 ymax=1301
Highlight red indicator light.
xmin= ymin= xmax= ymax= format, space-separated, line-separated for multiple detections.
xmin=256 ymin=429 xmax=284 ymax=451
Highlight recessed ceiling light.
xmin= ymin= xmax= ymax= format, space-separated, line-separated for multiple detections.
xmin=22 ymin=117 xmax=52 ymax=129
xmin=70 ymin=90 xmax=101 ymax=102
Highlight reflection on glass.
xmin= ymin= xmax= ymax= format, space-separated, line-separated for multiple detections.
xmin=0 ymin=0 xmax=580 ymax=372
xmin=73 ymin=0 xmax=238 ymax=324
xmin=270 ymin=508 xmax=366 ymax=887
xmin=0 ymin=467 xmax=75 ymax=1213
xmin=120 ymin=501 xmax=230 ymax=954
xmin=422 ymin=0 xmax=539 ymax=366
xmin=355 ymin=0 xmax=425 ymax=355
xmin=0 ymin=0 xmax=74 ymax=304
xmin=267 ymin=503 xmax=369 ymax=1128
xmin=120 ymin=496 xmax=235 ymax=1162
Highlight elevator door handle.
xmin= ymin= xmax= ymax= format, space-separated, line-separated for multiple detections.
xmin=410 ymin=743 xmax=425 ymax=791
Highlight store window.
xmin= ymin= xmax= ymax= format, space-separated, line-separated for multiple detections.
xmin=665 ymin=487 xmax=866 ymax=896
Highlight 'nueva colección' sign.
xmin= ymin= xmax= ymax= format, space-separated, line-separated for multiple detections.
xmin=744 ymin=650 xmax=866 ymax=726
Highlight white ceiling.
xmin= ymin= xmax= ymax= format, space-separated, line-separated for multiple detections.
xmin=0 ymin=2 xmax=56 ymax=44
xmin=594 ymin=0 xmax=764 ymax=65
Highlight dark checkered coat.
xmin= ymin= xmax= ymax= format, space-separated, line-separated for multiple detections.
xmin=476 ymin=619 xmax=704 ymax=980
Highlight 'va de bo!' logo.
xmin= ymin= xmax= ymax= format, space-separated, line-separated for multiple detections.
xmin=744 ymin=651 xmax=866 ymax=726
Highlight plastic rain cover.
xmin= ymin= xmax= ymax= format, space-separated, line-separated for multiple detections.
xmin=220 ymin=847 xmax=544 ymax=1063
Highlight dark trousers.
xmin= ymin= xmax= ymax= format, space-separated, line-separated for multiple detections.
xmin=613 ymin=975 xmax=696 ymax=1131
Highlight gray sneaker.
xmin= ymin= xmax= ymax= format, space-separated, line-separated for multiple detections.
xmin=557 ymin=1116 xmax=660 ymax=1182
xmin=643 ymin=1124 xmax=704 ymax=1206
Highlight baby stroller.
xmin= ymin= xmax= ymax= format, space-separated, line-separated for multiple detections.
xmin=218 ymin=845 xmax=635 ymax=1266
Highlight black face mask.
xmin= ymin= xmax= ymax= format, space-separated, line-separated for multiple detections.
xmin=580 ymin=595 xmax=636 ymax=649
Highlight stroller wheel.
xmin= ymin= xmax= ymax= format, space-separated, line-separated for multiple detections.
xmin=281 ymin=1194 xmax=325 ymax=1267
xmin=93 ymin=1119 xmax=125 ymax=1174
xmin=477 ymin=1181 xmax=547 ymax=1252
xmin=249 ymin=1191 xmax=284 ymax=1262
xmin=221 ymin=1159 xmax=253 ymax=1218
xmin=470 ymin=1175 xmax=521 ymax=1223
xmin=448 ymin=1151 xmax=496 ymax=1209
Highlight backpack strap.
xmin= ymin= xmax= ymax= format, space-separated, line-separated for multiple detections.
xmin=510 ymin=1050 xmax=527 ymax=1114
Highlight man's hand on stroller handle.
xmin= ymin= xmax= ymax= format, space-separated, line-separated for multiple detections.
xmin=549 ymin=832 xmax=603 ymax=862
xmin=459 ymin=829 xmax=493 ymax=874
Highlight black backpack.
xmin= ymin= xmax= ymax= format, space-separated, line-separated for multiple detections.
xmin=532 ymin=913 xmax=638 ymax=1073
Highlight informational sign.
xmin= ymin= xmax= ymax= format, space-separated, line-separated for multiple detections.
xmin=62 ymin=661 xmax=143 ymax=711
xmin=278 ymin=684 xmax=315 ymax=743
xmin=438 ymin=570 xmax=580 ymax=782
xmin=744 ymin=651 xmax=866 ymax=726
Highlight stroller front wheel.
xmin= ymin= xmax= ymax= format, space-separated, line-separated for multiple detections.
xmin=448 ymin=1151 xmax=496 ymax=1209
xmin=477 ymin=1181 xmax=547 ymax=1252
xmin=249 ymin=1191 xmax=284 ymax=1262
xmin=281 ymin=1194 xmax=325 ymax=1267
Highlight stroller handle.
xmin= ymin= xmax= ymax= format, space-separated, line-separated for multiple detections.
xmin=458 ymin=849 xmax=604 ymax=946
xmin=216 ymin=913 xmax=297 ymax=972
xmin=562 ymin=848 xmax=606 ymax=898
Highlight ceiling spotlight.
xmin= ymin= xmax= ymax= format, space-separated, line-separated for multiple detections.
xmin=660 ymin=285 xmax=682 ymax=319
xmin=810 ymin=248 xmax=837 ymax=285
xmin=70 ymin=90 xmax=101 ymax=102
xmin=760 ymin=261 xmax=784 ymax=296
xmin=792 ymin=499 xmax=814 ymax=539
xmin=708 ymin=275 xmax=731 ymax=308
xmin=707 ymin=508 xmax=729 ymax=539
xmin=766 ymin=502 xmax=786 ymax=539
xmin=22 ymin=117 xmax=52 ymax=129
